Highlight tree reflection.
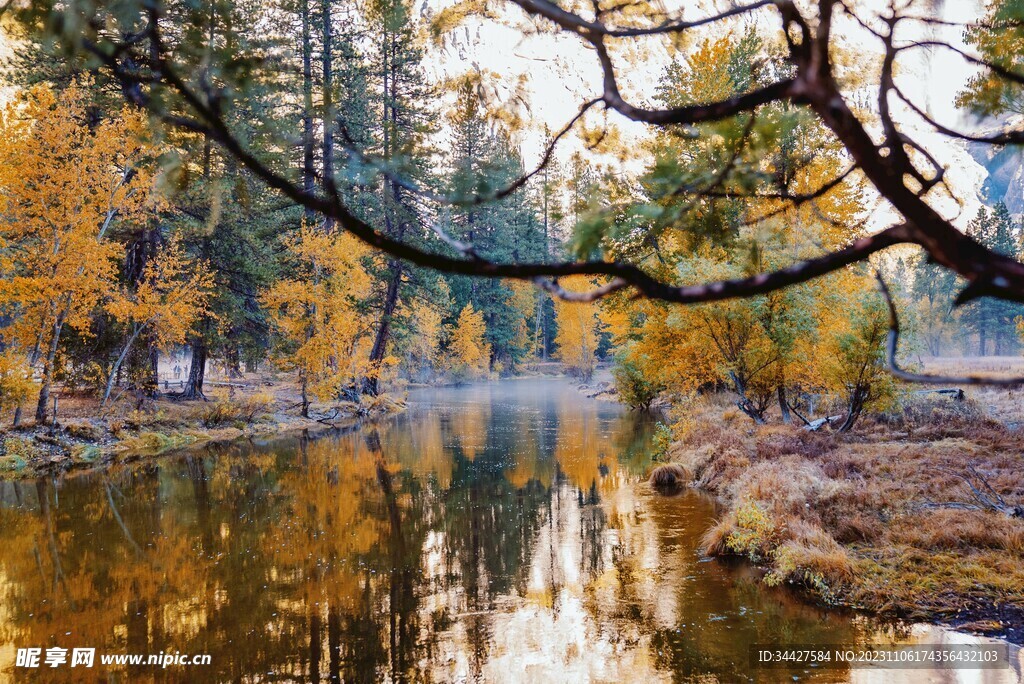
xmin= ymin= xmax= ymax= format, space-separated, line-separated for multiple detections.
xmin=0 ymin=379 xmax=991 ymax=683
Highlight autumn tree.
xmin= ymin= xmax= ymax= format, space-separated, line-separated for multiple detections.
xmin=447 ymin=302 xmax=490 ymax=380
xmin=0 ymin=351 xmax=34 ymax=419
xmin=103 ymin=238 xmax=214 ymax=404
xmin=811 ymin=277 xmax=896 ymax=432
xmin=261 ymin=227 xmax=374 ymax=416
xmin=404 ymin=280 xmax=451 ymax=380
xmin=553 ymin=277 xmax=602 ymax=381
xmin=0 ymin=82 xmax=157 ymax=421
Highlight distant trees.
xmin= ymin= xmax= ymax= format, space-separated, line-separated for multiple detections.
xmin=906 ymin=203 xmax=1024 ymax=358
xmin=9 ymin=0 xmax=1024 ymax=422
xmin=0 ymin=0 xmax=577 ymax=419
xmin=552 ymin=278 xmax=603 ymax=381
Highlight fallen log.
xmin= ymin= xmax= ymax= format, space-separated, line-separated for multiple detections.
xmin=913 ymin=388 xmax=965 ymax=401
xmin=803 ymin=415 xmax=842 ymax=432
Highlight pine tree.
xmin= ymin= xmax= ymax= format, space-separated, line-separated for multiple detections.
xmin=440 ymin=84 xmax=548 ymax=372
xmin=962 ymin=204 xmax=1022 ymax=355
xmin=360 ymin=0 xmax=435 ymax=395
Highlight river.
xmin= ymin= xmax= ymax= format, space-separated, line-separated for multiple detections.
xmin=0 ymin=378 xmax=1018 ymax=682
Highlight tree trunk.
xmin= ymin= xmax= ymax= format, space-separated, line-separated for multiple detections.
xmin=300 ymin=372 xmax=310 ymax=418
xmin=321 ymin=0 xmax=335 ymax=232
xmin=183 ymin=335 xmax=208 ymax=400
xmin=363 ymin=262 xmax=401 ymax=396
xmin=35 ymin=313 xmax=66 ymax=423
xmin=838 ymin=383 xmax=869 ymax=433
xmin=729 ymin=371 xmax=766 ymax=425
xmin=533 ymin=291 xmax=543 ymax=361
xmin=300 ymin=0 xmax=316 ymax=222
xmin=103 ymin=326 xmax=145 ymax=405
xmin=147 ymin=340 xmax=159 ymax=395
xmin=777 ymin=386 xmax=792 ymax=424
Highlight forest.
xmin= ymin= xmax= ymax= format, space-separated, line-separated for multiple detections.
xmin=0 ymin=0 xmax=1023 ymax=677
xmin=0 ymin=0 xmax=1022 ymax=429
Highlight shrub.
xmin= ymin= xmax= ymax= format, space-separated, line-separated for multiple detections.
xmin=725 ymin=501 xmax=779 ymax=562
xmin=650 ymin=422 xmax=672 ymax=461
xmin=612 ymin=354 xmax=664 ymax=410
xmin=190 ymin=393 xmax=273 ymax=427
xmin=649 ymin=463 xmax=687 ymax=490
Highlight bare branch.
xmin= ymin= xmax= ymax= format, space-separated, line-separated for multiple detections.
xmin=896 ymin=39 xmax=1024 ymax=87
xmin=893 ymin=86 xmax=1024 ymax=145
xmin=510 ymin=0 xmax=773 ymax=38
xmin=337 ymin=97 xmax=603 ymax=207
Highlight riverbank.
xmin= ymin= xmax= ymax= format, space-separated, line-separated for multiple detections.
xmin=656 ymin=389 xmax=1024 ymax=644
xmin=0 ymin=377 xmax=406 ymax=479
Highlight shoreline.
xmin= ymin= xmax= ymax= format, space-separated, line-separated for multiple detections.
xmin=4 ymin=375 xmax=1020 ymax=647
xmin=650 ymin=391 xmax=1024 ymax=646
xmin=0 ymin=393 xmax=406 ymax=480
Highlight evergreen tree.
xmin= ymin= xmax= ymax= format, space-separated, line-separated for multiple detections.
xmin=359 ymin=0 xmax=435 ymax=395
xmin=441 ymin=83 xmax=548 ymax=371
xmin=961 ymin=203 xmax=1022 ymax=355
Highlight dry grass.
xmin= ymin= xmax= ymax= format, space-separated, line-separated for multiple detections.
xmin=919 ymin=356 xmax=1024 ymax=426
xmin=648 ymin=463 xmax=688 ymax=490
xmin=667 ymin=388 xmax=1024 ymax=633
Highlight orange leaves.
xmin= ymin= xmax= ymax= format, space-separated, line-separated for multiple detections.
xmin=553 ymin=275 xmax=603 ymax=381
xmin=0 ymin=81 xmax=160 ymax=342
xmin=448 ymin=302 xmax=490 ymax=378
xmin=260 ymin=225 xmax=374 ymax=401
xmin=0 ymin=350 xmax=34 ymax=412
xmin=106 ymin=237 xmax=213 ymax=350
xmin=408 ymin=298 xmax=444 ymax=369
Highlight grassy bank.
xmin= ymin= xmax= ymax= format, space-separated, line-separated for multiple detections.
xmin=657 ymin=389 xmax=1024 ymax=642
xmin=0 ymin=379 xmax=405 ymax=478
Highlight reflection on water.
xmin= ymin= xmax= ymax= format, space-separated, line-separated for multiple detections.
xmin=0 ymin=378 xmax=1018 ymax=682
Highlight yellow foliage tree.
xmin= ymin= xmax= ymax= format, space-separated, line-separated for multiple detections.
xmin=103 ymin=237 xmax=214 ymax=404
xmin=0 ymin=351 xmax=34 ymax=418
xmin=405 ymin=279 xmax=451 ymax=377
xmin=448 ymin=302 xmax=490 ymax=379
xmin=0 ymin=81 xmax=158 ymax=421
xmin=807 ymin=273 xmax=897 ymax=431
xmin=553 ymin=276 xmax=603 ymax=381
xmin=261 ymin=227 xmax=373 ymax=416
xmin=408 ymin=299 xmax=444 ymax=369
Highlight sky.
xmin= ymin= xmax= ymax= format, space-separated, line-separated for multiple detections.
xmin=424 ymin=0 xmax=992 ymax=229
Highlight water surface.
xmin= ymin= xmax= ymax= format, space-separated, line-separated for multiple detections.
xmin=0 ymin=378 xmax=1018 ymax=682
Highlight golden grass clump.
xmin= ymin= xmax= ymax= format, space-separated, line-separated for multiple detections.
xmin=649 ymin=463 xmax=688 ymax=490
